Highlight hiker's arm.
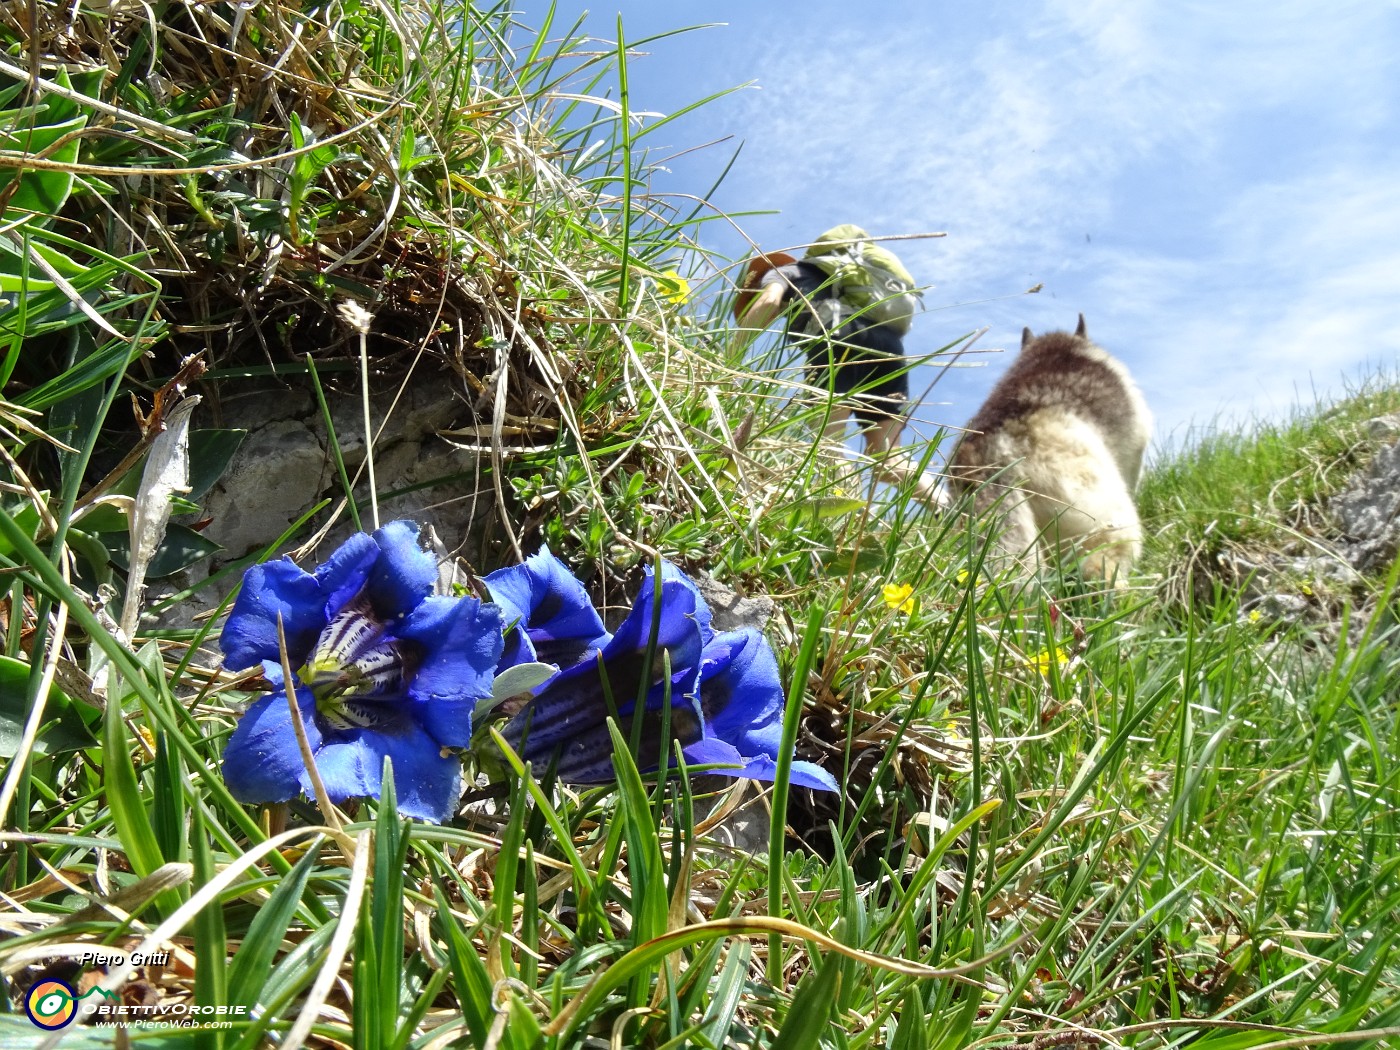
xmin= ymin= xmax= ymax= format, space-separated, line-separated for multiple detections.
xmin=733 ymin=280 xmax=788 ymax=346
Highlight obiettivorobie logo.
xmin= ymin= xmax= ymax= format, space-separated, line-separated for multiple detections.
xmin=21 ymin=949 xmax=249 ymax=1030
xmin=23 ymin=980 xmax=120 ymax=1031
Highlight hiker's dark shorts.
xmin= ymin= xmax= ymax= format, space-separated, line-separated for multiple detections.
xmin=759 ymin=260 xmax=910 ymax=428
xmin=799 ymin=318 xmax=909 ymax=428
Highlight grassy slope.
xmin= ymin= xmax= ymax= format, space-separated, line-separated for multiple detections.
xmin=0 ymin=3 xmax=1397 ymax=1048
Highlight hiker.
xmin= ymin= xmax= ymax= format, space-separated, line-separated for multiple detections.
xmin=734 ymin=225 xmax=943 ymax=505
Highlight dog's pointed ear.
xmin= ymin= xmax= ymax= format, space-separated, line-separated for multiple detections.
xmin=1075 ymin=313 xmax=1087 ymax=338
xmin=1021 ymin=327 xmax=1034 ymax=351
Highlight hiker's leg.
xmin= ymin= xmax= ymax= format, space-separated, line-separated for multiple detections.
xmin=859 ymin=417 xmax=946 ymax=507
xmin=842 ymin=325 xmax=945 ymax=509
xmin=862 ymin=414 xmax=903 ymax=458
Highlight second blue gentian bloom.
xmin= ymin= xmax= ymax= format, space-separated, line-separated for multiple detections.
xmin=500 ymin=560 xmax=836 ymax=792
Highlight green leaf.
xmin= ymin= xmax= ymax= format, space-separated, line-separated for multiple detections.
xmin=370 ymin=759 xmax=408 ymax=1049
xmin=434 ymin=881 xmax=498 ymax=1049
xmin=891 ymin=986 xmax=930 ymax=1050
xmin=772 ymin=958 xmax=841 ymax=1050
xmin=817 ymin=536 xmax=887 ymax=575
xmin=698 ymin=940 xmax=753 ymax=1048
xmin=487 ymin=660 xmax=559 ymax=708
xmin=0 ymin=114 xmax=87 ymax=221
xmin=191 ymin=806 xmax=227 ymax=1050
xmin=108 ymin=522 xmax=222 ymax=579
xmin=606 ymin=716 xmax=668 ymax=947
xmin=102 ymin=672 xmax=165 ymax=880
xmin=150 ymin=732 xmax=189 ymax=865
xmin=931 ymin=896 xmax=984 ymax=1050
xmin=228 ymin=843 xmax=324 ymax=1008
xmin=0 ymin=655 xmax=95 ymax=757
xmin=16 ymin=335 xmax=142 ymax=410
xmin=807 ymin=496 xmax=867 ymax=520
xmin=187 ymin=429 xmax=247 ymax=500
xmin=0 ymin=499 xmax=43 ymax=558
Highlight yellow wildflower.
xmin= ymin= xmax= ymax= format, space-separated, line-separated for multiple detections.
xmin=1027 ymin=646 xmax=1070 ymax=675
xmin=659 ymin=269 xmax=690 ymax=305
xmin=882 ymin=582 xmax=917 ymax=615
xmin=955 ymin=569 xmax=971 ymax=586
xmin=1301 ymin=582 xmax=1314 ymax=597
xmin=133 ymin=724 xmax=157 ymax=764
xmin=1248 ymin=609 xmax=1262 ymax=623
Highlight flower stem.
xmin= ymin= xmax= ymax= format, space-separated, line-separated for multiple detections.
xmin=277 ymin=613 xmax=353 ymax=862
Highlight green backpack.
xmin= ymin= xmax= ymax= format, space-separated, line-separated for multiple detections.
xmin=803 ymin=224 xmax=921 ymax=336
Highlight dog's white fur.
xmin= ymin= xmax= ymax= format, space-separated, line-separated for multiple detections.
xmin=947 ymin=315 xmax=1151 ymax=583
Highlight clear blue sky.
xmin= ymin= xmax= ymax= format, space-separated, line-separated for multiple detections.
xmin=510 ymin=2 xmax=1400 ymax=452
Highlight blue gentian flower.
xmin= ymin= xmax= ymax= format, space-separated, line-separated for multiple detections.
xmin=500 ymin=561 xmax=836 ymax=792
xmin=689 ymin=627 xmax=838 ymax=792
xmin=500 ymin=561 xmax=705 ymax=781
xmin=484 ymin=546 xmax=611 ymax=670
xmin=219 ymin=520 xmax=503 ymax=823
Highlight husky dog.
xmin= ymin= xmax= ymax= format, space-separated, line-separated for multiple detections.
xmin=947 ymin=315 xmax=1151 ymax=583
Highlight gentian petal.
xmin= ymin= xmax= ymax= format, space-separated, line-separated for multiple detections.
xmin=508 ymin=700 xmax=705 ymax=784
xmin=312 ymin=532 xmax=379 ymax=617
xmin=363 ymin=520 xmax=438 ymax=622
xmin=220 ymin=561 xmax=326 ymax=672
xmin=721 ymin=753 xmax=840 ymax=792
xmin=602 ymin=566 xmax=707 ymax=704
xmin=501 ymin=562 xmax=749 ymax=786
xmin=684 ymin=731 xmax=839 ymax=790
xmin=311 ymin=720 xmax=461 ymax=823
xmin=397 ymin=594 xmax=503 ymax=747
xmin=681 ymin=736 xmax=746 ymax=771
xmin=788 ymin=761 xmax=840 ymax=792
xmin=220 ymin=533 xmax=378 ymax=671
xmin=506 ymin=569 xmax=706 ymax=763
xmin=497 ymin=627 xmax=536 ymax=670
xmin=692 ymin=628 xmax=837 ymax=791
xmin=500 ymin=657 xmax=613 ymax=764
xmin=222 ymin=687 xmax=322 ymax=803
xmin=484 ymin=547 xmax=610 ymax=669
xmin=260 ymin=659 xmax=285 ymax=687
xmin=698 ymin=628 xmax=786 ymax=757
xmin=659 ymin=560 xmax=714 ymax=646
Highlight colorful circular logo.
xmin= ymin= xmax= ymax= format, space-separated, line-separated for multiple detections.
xmin=24 ymin=979 xmax=77 ymax=1030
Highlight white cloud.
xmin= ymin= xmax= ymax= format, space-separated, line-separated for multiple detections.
xmin=705 ymin=0 xmax=1400 ymax=439
xmin=529 ymin=0 xmax=1400 ymax=440
xmin=1120 ymin=165 xmax=1400 ymax=439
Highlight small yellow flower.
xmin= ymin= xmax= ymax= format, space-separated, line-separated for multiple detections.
xmin=1027 ymin=646 xmax=1070 ymax=675
xmin=1248 ymin=609 xmax=1262 ymax=623
xmin=659 ymin=269 xmax=690 ymax=305
xmin=882 ymin=582 xmax=918 ymax=614
xmin=1301 ymin=582 xmax=1314 ymax=597
xmin=955 ymin=569 xmax=971 ymax=586
xmin=133 ymin=724 xmax=157 ymax=764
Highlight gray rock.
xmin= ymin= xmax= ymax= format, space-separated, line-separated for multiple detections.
xmin=1366 ymin=414 xmax=1400 ymax=439
xmin=202 ymin=418 xmax=327 ymax=560
xmin=1332 ymin=432 xmax=1400 ymax=575
xmin=1286 ymin=554 xmax=1362 ymax=589
xmin=692 ymin=572 xmax=776 ymax=634
xmin=1242 ymin=592 xmax=1311 ymax=625
xmin=144 ymin=368 xmax=494 ymax=632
